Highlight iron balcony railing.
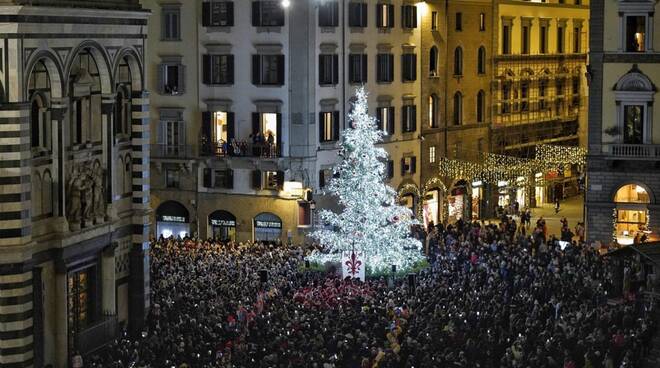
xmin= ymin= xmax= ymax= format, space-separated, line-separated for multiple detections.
xmin=150 ymin=144 xmax=197 ymax=159
xmin=200 ymin=141 xmax=281 ymax=158
xmin=603 ymin=144 xmax=660 ymax=160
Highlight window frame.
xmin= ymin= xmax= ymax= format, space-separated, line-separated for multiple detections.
xmin=319 ymin=53 xmax=339 ymax=86
xmin=349 ymin=53 xmax=368 ymax=84
xmin=319 ymin=1 xmax=339 ymax=27
xmin=202 ymin=1 xmax=234 ymax=27
xmin=401 ymin=53 xmax=417 ymax=82
xmin=161 ymin=5 xmax=181 ymax=41
xmin=376 ymin=53 xmax=394 ymax=83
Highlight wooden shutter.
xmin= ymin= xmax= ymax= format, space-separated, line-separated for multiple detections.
xmin=411 ymin=54 xmax=417 ymax=81
xmin=318 ymin=55 xmax=325 ymax=85
xmin=332 ymin=111 xmax=340 ymax=140
xmin=361 ymin=3 xmax=368 ymax=26
xmin=276 ymin=113 xmax=282 ymax=154
xmin=376 ymin=108 xmax=383 ymax=131
xmin=376 ymin=4 xmax=383 ymax=27
xmin=252 ymin=55 xmax=261 ymax=85
xmin=227 ymin=2 xmax=235 ymax=26
xmin=227 ymin=112 xmax=235 ymax=144
xmin=227 ymin=55 xmax=235 ymax=84
xmin=361 ymin=55 xmax=368 ymax=83
xmin=388 ymin=5 xmax=395 ymax=28
xmin=157 ymin=64 xmax=166 ymax=94
xmin=411 ymin=105 xmax=417 ymax=132
xmin=252 ymin=1 xmax=261 ymax=26
xmin=252 ymin=170 xmax=262 ymax=190
xmin=412 ymin=5 xmax=417 ymax=27
xmin=252 ymin=113 xmax=260 ymax=136
xmin=388 ymin=107 xmax=395 ymax=135
xmin=332 ymin=54 xmax=339 ymax=84
xmin=401 ymin=106 xmax=408 ymax=133
xmin=348 ymin=3 xmax=359 ymax=26
xmin=276 ymin=55 xmax=285 ymax=85
xmin=203 ymin=168 xmax=212 ymax=188
xmin=202 ymin=111 xmax=212 ymax=142
xmin=319 ymin=112 xmax=325 ymax=142
xmin=411 ymin=157 xmax=417 ymax=174
xmin=319 ymin=170 xmax=325 ymax=188
xmin=202 ymin=54 xmax=211 ymax=85
xmin=276 ymin=171 xmax=285 ymax=189
xmin=387 ymin=160 xmax=394 ymax=179
xmin=178 ymin=65 xmax=186 ymax=93
xmin=388 ymin=54 xmax=394 ymax=82
xmin=401 ymin=158 xmax=406 ymax=176
xmin=332 ymin=2 xmax=339 ymax=26
xmin=157 ymin=121 xmax=166 ymax=144
xmin=202 ymin=2 xmax=211 ymax=27
xmin=225 ymin=169 xmax=234 ymax=189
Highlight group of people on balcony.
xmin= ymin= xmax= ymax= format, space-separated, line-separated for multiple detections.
xmin=204 ymin=130 xmax=278 ymax=158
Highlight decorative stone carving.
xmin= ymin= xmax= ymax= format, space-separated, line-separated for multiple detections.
xmin=66 ymin=160 xmax=106 ymax=231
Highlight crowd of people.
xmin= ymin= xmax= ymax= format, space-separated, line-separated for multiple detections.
xmin=87 ymin=214 xmax=657 ymax=368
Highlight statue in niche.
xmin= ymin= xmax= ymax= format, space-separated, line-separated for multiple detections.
xmin=67 ymin=160 xmax=106 ymax=231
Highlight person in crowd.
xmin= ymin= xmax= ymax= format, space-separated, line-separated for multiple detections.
xmin=88 ymin=216 xmax=656 ymax=368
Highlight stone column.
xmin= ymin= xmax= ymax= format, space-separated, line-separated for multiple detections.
xmin=53 ymin=269 xmax=68 ymax=368
xmin=101 ymin=94 xmax=117 ymax=222
xmin=0 ymin=271 xmax=35 ymax=368
xmin=128 ymin=91 xmax=151 ymax=335
xmin=51 ymin=99 xmax=70 ymax=233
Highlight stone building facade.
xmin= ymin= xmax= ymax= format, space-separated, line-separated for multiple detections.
xmin=0 ymin=1 xmax=150 ymax=367
xmin=586 ymin=0 xmax=660 ymax=245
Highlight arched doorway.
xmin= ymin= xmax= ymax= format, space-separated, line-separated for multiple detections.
xmin=398 ymin=183 xmax=420 ymax=219
xmin=155 ymin=200 xmax=190 ymax=238
xmin=253 ymin=212 xmax=282 ymax=242
xmin=613 ymin=184 xmax=653 ymax=245
xmin=448 ymin=179 xmax=470 ymax=223
xmin=208 ymin=210 xmax=237 ymax=242
xmin=422 ymin=178 xmax=447 ymax=229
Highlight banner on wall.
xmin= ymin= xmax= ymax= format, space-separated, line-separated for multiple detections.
xmin=341 ymin=251 xmax=365 ymax=281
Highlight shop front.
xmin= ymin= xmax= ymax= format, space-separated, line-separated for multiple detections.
xmin=155 ymin=200 xmax=190 ymax=239
xmin=471 ymin=181 xmax=483 ymax=220
xmin=423 ymin=188 xmax=443 ymax=228
xmin=448 ymin=180 xmax=470 ymax=222
xmin=534 ymin=172 xmax=546 ymax=206
xmin=208 ymin=210 xmax=237 ymax=242
xmin=614 ymin=184 xmax=654 ymax=245
xmin=253 ymin=212 xmax=283 ymax=242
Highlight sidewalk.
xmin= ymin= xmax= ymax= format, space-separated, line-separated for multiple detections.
xmin=530 ymin=195 xmax=585 ymax=237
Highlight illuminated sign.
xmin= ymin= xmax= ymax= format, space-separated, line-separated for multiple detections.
xmin=210 ymin=219 xmax=236 ymax=227
xmin=255 ymin=220 xmax=282 ymax=229
xmin=161 ymin=215 xmax=187 ymax=223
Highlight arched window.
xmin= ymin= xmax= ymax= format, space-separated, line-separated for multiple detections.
xmin=429 ymin=46 xmax=438 ymax=76
xmin=115 ymin=87 xmax=131 ymax=138
xmin=614 ymin=67 xmax=655 ymax=145
xmin=453 ymin=47 xmax=463 ymax=76
xmin=477 ymin=90 xmax=485 ymax=123
xmin=31 ymin=98 xmax=41 ymax=148
xmin=613 ymin=183 xmax=653 ymax=244
xmin=428 ymin=94 xmax=438 ymax=128
xmin=477 ymin=47 xmax=486 ymax=74
xmin=453 ymin=92 xmax=462 ymax=125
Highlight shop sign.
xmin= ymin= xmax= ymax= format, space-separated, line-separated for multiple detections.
xmin=210 ymin=219 xmax=236 ymax=227
xmin=255 ymin=220 xmax=282 ymax=229
xmin=160 ymin=215 xmax=187 ymax=223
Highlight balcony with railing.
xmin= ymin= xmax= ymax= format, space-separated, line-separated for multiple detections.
xmin=603 ymin=144 xmax=660 ymax=160
xmin=200 ymin=140 xmax=281 ymax=159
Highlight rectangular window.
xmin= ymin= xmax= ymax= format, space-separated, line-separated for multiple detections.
xmin=252 ymin=1 xmax=285 ymax=27
xmin=573 ymin=27 xmax=581 ymax=53
xmin=625 ymin=16 xmax=646 ymax=52
xmin=376 ymin=53 xmax=394 ymax=83
xmin=159 ymin=63 xmax=185 ymax=95
xmin=402 ymin=105 xmax=417 ymax=133
xmin=349 ymin=54 xmax=368 ymax=83
xmin=253 ymin=112 xmax=280 ymax=157
xmin=386 ymin=160 xmax=394 ymax=179
xmin=165 ymin=120 xmax=182 ymax=147
xmin=521 ymin=81 xmax=529 ymax=112
xmin=502 ymin=84 xmax=511 ymax=114
xmin=479 ymin=13 xmax=485 ymax=31
xmin=429 ymin=146 xmax=437 ymax=164
xmin=377 ymin=107 xmax=395 ymax=135
xmin=202 ymin=1 xmax=234 ymax=27
xmin=166 ymin=169 xmax=180 ymax=188
xmin=623 ymin=105 xmax=644 ymax=144
xmin=264 ymin=171 xmax=283 ymax=190
xmin=162 ymin=7 xmax=181 ymax=40
xmin=320 ymin=111 xmax=339 ymax=142
xmin=455 ymin=12 xmax=462 ymax=31
xmin=521 ymin=25 xmax=530 ymax=54
xmin=401 ymin=53 xmax=417 ymax=82
xmin=401 ymin=156 xmax=417 ymax=175
xmin=213 ymin=111 xmax=228 ymax=143
xmin=214 ymin=169 xmax=233 ymax=189
xmin=431 ymin=11 xmax=438 ymax=30
xmin=348 ymin=2 xmax=368 ymax=27
xmin=376 ymin=3 xmax=394 ymax=28
xmin=556 ymin=78 xmax=565 ymax=96
xmin=252 ymin=54 xmax=285 ymax=85
xmin=319 ymin=54 xmax=339 ymax=85
xmin=203 ymin=55 xmax=234 ymax=85
xmin=502 ymin=25 xmax=511 ymax=54
xmin=319 ymin=168 xmax=332 ymax=188
xmin=540 ymin=25 xmax=548 ymax=54
xmin=319 ymin=1 xmax=339 ymax=27
xmin=557 ymin=26 xmax=565 ymax=53
xmin=401 ymin=5 xmax=417 ymax=28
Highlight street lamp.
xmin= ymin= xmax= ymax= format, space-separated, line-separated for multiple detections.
xmin=281 ymin=0 xmax=291 ymax=8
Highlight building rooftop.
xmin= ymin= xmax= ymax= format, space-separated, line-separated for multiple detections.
xmin=0 ymin=0 xmax=142 ymax=11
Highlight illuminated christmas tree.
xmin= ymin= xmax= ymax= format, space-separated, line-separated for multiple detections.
xmin=309 ymin=87 xmax=424 ymax=274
